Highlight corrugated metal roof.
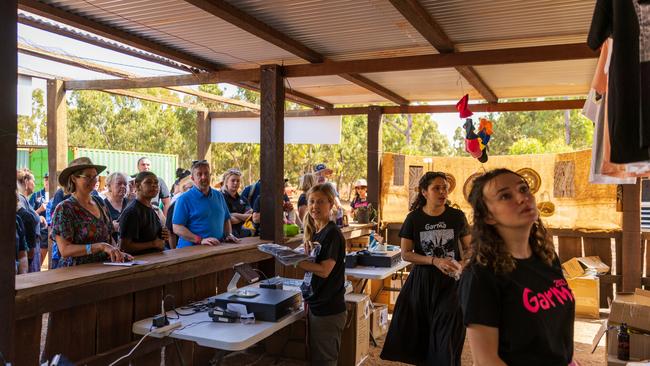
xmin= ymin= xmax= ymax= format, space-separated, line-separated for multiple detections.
xmin=474 ymin=59 xmax=597 ymax=99
xmin=419 ymin=0 xmax=595 ymax=49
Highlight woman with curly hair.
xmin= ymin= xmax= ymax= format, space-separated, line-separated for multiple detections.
xmin=381 ymin=171 xmax=471 ymax=365
xmin=459 ymin=168 xmax=576 ymax=366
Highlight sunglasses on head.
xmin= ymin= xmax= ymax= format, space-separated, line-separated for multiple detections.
xmin=191 ymin=159 xmax=209 ymax=168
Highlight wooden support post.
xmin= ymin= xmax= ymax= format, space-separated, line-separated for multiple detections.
xmin=0 ymin=0 xmax=17 ymax=360
xmin=367 ymin=106 xmax=382 ymax=214
xmin=47 ymin=79 xmax=68 ymax=197
xmin=259 ymin=65 xmax=285 ymax=242
xmin=621 ymin=182 xmax=642 ymax=292
xmin=196 ymin=110 xmax=212 ymax=161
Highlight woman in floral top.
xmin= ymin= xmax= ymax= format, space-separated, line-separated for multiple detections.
xmin=51 ymin=157 xmax=131 ymax=267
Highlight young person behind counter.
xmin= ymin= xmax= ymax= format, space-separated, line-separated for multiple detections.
xmin=459 ymin=169 xmax=576 ymax=366
xmin=119 ymin=171 xmax=169 ymax=255
xmin=281 ymin=182 xmax=346 ymax=366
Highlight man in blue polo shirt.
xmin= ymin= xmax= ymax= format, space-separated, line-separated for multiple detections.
xmin=172 ymin=160 xmax=240 ymax=248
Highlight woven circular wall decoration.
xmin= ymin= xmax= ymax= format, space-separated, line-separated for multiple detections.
xmin=516 ymin=168 xmax=541 ymax=194
xmin=463 ymin=172 xmax=483 ymax=202
xmin=445 ymin=173 xmax=456 ymax=194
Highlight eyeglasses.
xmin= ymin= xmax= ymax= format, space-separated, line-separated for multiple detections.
xmin=225 ymin=168 xmax=242 ymax=175
xmin=76 ymin=174 xmax=99 ymax=181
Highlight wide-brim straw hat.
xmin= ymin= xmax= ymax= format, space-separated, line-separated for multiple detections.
xmin=58 ymin=157 xmax=106 ymax=186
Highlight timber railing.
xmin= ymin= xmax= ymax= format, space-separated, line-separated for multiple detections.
xmin=13 ymin=237 xmax=275 ymax=366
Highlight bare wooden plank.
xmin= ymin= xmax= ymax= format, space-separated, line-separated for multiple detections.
xmin=548 ymin=228 xmax=621 ymax=240
xmin=0 ymin=0 xmax=16 ymax=359
xmin=621 ymin=183 xmax=642 ymax=291
xmin=259 ymin=65 xmax=285 ymax=242
xmin=46 ymin=79 xmax=68 ymax=197
xmin=65 ymin=69 xmax=259 ymax=90
xmin=367 ymin=106 xmax=382 ymax=213
xmin=210 ymin=99 xmax=588 ymax=119
xmin=96 ymin=294 xmax=134 ymax=353
xmin=43 ymin=303 xmax=97 ymax=362
xmin=13 ymin=316 xmax=41 ymax=366
xmin=105 ymin=89 xmax=207 ymax=110
xmin=339 ymin=73 xmax=409 ymax=105
xmin=235 ymin=81 xmax=333 ymax=109
xmin=16 ymin=246 xmax=272 ymax=320
xmin=197 ymin=110 xmax=212 ymax=161
xmin=283 ymin=43 xmax=598 ymax=78
xmin=557 ymin=236 xmax=582 ymax=263
xmin=132 ymin=287 xmax=163 ymax=366
xmin=583 ymin=237 xmax=613 ymax=308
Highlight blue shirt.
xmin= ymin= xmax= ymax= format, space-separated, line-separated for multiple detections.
xmin=172 ymin=186 xmax=231 ymax=248
xmin=241 ymin=181 xmax=260 ymax=208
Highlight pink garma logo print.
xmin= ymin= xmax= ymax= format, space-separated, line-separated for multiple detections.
xmin=522 ymin=279 xmax=575 ymax=313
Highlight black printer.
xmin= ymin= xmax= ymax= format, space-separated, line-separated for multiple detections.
xmin=357 ymin=250 xmax=402 ymax=268
xmin=210 ymin=288 xmax=301 ymax=322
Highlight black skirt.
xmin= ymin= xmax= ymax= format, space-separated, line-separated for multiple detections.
xmin=380 ymin=265 xmax=465 ymax=366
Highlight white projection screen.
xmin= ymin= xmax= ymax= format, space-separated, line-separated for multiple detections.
xmin=211 ymin=116 xmax=342 ymax=144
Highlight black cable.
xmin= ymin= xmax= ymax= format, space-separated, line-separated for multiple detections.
xmin=253 ymin=268 xmax=268 ymax=280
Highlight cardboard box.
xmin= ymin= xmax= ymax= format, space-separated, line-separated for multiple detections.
xmin=264 ymin=318 xmax=307 ymax=361
xmin=374 ymin=272 xmax=408 ymax=313
xmin=607 ymin=324 xmax=650 ymax=361
xmin=370 ymin=303 xmax=389 ymax=338
xmin=567 ymin=275 xmax=600 ymax=319
xmin=610 ymin=291 xmax=650 ymax=333
xmin=339 ymin=293 xmax=370 ymax=366
xmin=562 ymin=256 xmax=610 ymax=279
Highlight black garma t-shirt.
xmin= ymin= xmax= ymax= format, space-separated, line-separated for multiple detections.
xmin=399 ymin=206 xmax=469 ymax=261
xmin=459 ymin=255 xmax=575 ymax=366
xmin=304 ymin=221 xmax=346 ymax=316
xmin=119 ymin=200 xmax=162 ymax=254
xmin=588 ymin=0 xmax=650 ymax=163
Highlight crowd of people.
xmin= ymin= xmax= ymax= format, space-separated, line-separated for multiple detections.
xmin=15 ymin=157 xmax=576 ymax=365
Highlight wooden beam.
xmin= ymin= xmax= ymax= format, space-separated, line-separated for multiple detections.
xmin=233 ymin=81 xmax=333 ymax=109
xmin=259 ymin=65 xmax=285 ymax=242
xmin=104 ymin=89 xmax=207 ymax=111
xmin=182 ymin=0 xmax=407 ymax=104
xmin=18 ymin=42 xmax=260 ymax=110
xmin=388 ymin=0 xmax=498 ymax=102
xmin=17 ymin=12 xmax=196 ymax=73
xmin=183 ymin=0 xmax=323 ymax=63
xmin=18 ymin=0 xmax=221 ymax=70
xmin=0 ymin=0 xmax=16 ymax=361
xmin=283 ymin=43 xmax=597 ymax=78
xmin=339 ymin=73 xmax=409 ymax=106
xmin=367 ymin=106 xmax=383 ymax=212
xmin=621 ymin=182 xmax=642 ymax=291
xmin=63 ymin=43 xmax=596 ymax=89
xmin=46 ymin=80 xmax=68 ymax=198
xmin=64 ymin=69 xmax=259 ymax=90
xmin=208 ymin=99 xmax=587 ymax=118
xmin=196 ymin=110 xmax=212 ymax=161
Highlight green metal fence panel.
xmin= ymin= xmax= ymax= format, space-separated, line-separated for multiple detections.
xmin=74 ymin=148 xmax=177 ymax=187
xmin=28 ymin=147 xmax=74 ymax=191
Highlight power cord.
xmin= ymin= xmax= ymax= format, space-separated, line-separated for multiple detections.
xmin=108 ymin=330 xmax=153 ymax=366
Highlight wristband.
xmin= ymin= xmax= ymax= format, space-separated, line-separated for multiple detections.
xmin=195 ymin=236 xmax=202 ymax=245
xmin=86 ymin=244 xmax=92 ymax=255
xmin=430 ymin=257 xmax=435 ymax=266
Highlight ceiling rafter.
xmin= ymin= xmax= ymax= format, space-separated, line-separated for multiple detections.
xmin=62 ymin=43 xmax=597 ymax=90
xmin=18 ymin=42 xmax=261 ymax=110
xmin=182 ymin=0 xmax=410 ymax=106
xmin=17 ymin=0 xmax=329 ymax=109
xmin=389 ymin=0 xmax=498 ymax=103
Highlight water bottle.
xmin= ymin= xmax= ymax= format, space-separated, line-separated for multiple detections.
xmin=618 ymin=323 xmax=630 ymax=361
xmin=368 ymin=231 xmax=377 ymax=251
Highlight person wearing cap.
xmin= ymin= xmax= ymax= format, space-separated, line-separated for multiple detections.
xmin=221 ymin=169 xmax=253 ymax=238
xmin=172 ymin=160 xmax=240 ymax=248
xmin=136 ymin=157 xmax=171 ymax=216
xmin=50 ymin=157 xmax=132 ymax=266
xmin=29 ymin=172 xmax=50 ymax=266
xmin=120 ymin=171 xmax=169 ymax=255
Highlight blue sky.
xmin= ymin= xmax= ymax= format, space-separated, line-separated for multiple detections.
xmin=18 ymin=20 xmax=490 ymax=143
